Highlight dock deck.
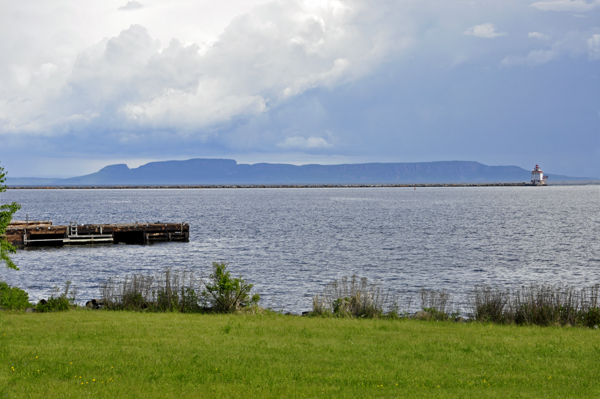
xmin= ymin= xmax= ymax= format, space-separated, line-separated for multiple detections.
xmin=5 ymin=220 xmax=189 ymax=247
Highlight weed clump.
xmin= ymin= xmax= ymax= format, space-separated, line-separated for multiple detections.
xmin=470 ymin=284 xmax=600 ymax=327
xmin=36 ymin=281 xmax=77 ymax=312
xmin=419 ymin=288 xmax=460 ymax=321
xmin=312 ymin=275 xmax=406 ymax=318
xmin=100 ymin=263 xmax=259 ymax=313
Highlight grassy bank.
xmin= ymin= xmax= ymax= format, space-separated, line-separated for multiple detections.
xmin=1 ymin=311 xmax=599 ymax=398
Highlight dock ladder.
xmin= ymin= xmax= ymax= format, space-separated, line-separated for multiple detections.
xmin=69 ymin=222 xmax=78 ymax=236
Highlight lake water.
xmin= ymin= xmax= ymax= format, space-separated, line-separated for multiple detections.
xmin=1 ymin=186 xmax=599 ymax=313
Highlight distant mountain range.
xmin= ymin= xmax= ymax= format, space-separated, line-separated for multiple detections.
xmin=6 ymin=159 xmax=596 ymax=186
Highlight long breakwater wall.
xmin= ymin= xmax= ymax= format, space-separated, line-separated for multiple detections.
xmin=7 ymin=183 xmax=532 ymax=189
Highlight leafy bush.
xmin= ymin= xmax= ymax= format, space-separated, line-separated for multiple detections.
xmin=0 ymin=281 xmax=32 ymax=309
xmin=36 ymin=281 xmax=77 ymax=312
xmin=578 ymin=307 xmax=600 ymax=328
xmin=201 ymin=262 xmax=260 ymax=313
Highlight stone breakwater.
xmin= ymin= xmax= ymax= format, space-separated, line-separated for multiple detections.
xmin=8 ymin=183 xmax=530 ymax=189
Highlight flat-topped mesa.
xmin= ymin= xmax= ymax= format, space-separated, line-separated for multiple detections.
xmin=5 ymin=221 xmax=189 ymax=247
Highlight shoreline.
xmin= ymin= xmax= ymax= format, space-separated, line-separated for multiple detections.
xmin=7 ymin=182 xmax=537 ymax=189
xmin=7 ymin=181 xmax=599 ymax=189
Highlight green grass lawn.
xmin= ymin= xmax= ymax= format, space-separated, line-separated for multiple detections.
xmin=1 ymin=310 xmax=599 ymax=398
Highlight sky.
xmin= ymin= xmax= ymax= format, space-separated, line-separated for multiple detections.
xmin=0 ymin=0 xmax=599 ymax=178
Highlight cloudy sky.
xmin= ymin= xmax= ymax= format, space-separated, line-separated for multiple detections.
xmin=0 ymin=0 xmax=599 ymax=178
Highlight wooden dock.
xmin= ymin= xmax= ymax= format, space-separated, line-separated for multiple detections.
xmin=5 ymin=220 xmax=189 ymax=247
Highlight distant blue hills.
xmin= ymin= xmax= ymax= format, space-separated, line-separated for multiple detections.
xmin=6 ymin=159 xmax=596 ymax=186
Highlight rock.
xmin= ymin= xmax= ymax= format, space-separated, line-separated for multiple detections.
xmin=86 ymin=299 xmax=102 ymax=309
xmin=25 ymin=308 xmax=37 ymax=313
xmin=413 ymin=310 xmax=431 ymax=320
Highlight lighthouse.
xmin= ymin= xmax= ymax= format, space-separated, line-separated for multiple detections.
xmin=531 ymin=165 xmax=548 ymax=186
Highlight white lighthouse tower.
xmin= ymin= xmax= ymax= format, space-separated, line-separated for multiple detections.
xmin=531 ymin=164 xmax=547 ymax=185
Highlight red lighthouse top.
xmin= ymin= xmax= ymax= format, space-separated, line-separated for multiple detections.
xmin=533 ymin=164 xmax=543 ymax=172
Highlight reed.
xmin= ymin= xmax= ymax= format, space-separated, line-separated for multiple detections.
xmin=419 ymin=288 xmax=457 ymax=320
xmin=470 ymin=284 xmax=600 ymax=327
xmin=312 ymin=275 xmax=411 ymax=318
xmin=100 ymin=268 xmax=204 ymax=312
xmin=312 ymin=276 xmax=599 ymax=327
xmin=99 ymin=263 xmax=259 ymax=313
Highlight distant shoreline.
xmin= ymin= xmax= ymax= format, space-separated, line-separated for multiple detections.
xmin=7 ymin=181 xmax=600 ymax=190
xmin=4 ymin=182 xmax=544 ymax=189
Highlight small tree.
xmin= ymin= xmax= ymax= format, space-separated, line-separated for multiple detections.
xmin=201 ymin=262 xmax=259 ymax=313
xmin=0 ymin=163 xmax=21 ymax=270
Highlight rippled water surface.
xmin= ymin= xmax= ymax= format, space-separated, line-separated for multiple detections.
xmin=1 ymin=186 xmax=599 ymax=312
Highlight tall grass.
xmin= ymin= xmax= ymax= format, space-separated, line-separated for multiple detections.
xmin=312 ymin=276 xmax=599 ymax=327
xmin=419 ymin=288 xmax=458 ymax=320
xmin=312 ymin=275 xmax=411 ymax=318
xmin=100 ymin=269 xmax=204 ymax=312
xmin=99 ymin=264 xmax=260 ymax=313
xmin=470 ymin=284 xmax=600 ymax=327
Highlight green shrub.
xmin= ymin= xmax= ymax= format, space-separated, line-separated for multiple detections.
xmin=36 ymin=281 xmax=76 ymax=312
xmin=579 ymin=307 xmax=600 ymax=328
xmin=0 ymin=281 xmax=33 ymax=309
xmin=201 ymin=262 xmax=260 ymax=313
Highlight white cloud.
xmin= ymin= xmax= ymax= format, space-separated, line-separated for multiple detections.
xmin=528 ymin=32 xmax=551 ymax=40
xmin=502 ymin=30 xmax=598 ymax=66
xmin=502 ymin=49 xmax=557 ymax=66
xmin=277 ymin=136 xmax=334 ymax=149
xmin=464 ymin=23 xmax=506 ymax=38
xmin=531 ymin=0 xmax=600 ymax=12
xmin=0 ymin=0 xmax=415 ymax=138
xmin=589 ymin=34 xmax=600 ymax=59
xmin=119 ymin=1 xmax=144 ymax=11
xmin=0 ymin=0 xmax=598 ymax=158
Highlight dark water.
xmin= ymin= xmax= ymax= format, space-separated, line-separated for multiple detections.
xmin=1 ymin=186 xmax=599 ymax=313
